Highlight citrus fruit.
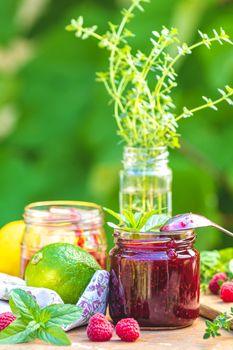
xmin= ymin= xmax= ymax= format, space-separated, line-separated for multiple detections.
xmin=0 ymin=221 xmax=25 ymax=277
xmin=25 ymin=243 xmax=101 ymax=304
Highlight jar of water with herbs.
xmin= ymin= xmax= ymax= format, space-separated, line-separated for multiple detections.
xmin=119 ymin=147 xmax=172 ymax=215
xmin=21 ymin=201 xmax=107 ymax=277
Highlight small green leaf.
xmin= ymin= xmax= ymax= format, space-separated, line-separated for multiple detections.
xmin=134 ymin=212 xmax=143 ymax=228
xmin=217 ymin=279 xmax=225 ymax=287
xmin=107 ymin=222 xmax=120 ymax=229
xmin=103 ymin=207 xmax=123 ymax=222
xmin=0 ymin=320 xmax=39 ymax=344
xmin=39 ymin=309 xmax=53 ymax=324
xmin=65 ymin=24 xmax=75 ymax=32
xmin=43 ymin=304 xmax=82 ymax=327
xmin=203 ymin=333 xmax=210 ymax=339
xmin=9 ymin=298 xmax=20 ymax=318
xmin=122 ymin=209 xmax=137 ymax=228
xmin=37 ymin=326 xmax=71 ymax=346
xmin=136 ymin=210 xmax=159 ymax=230
xmin=141 ymin=214 xmax=169 ymax=231
xmin=10 ymin=289 xmax=40 ymax=321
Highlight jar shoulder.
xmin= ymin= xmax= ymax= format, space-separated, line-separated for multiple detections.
xmin=109 ymin=245 xmax=199 ymax=259
xmin=120 ymin=167 xmax=172 ymax=176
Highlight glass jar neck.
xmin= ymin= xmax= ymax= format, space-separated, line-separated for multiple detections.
xmin=24 ymin=201 xmax=103 ymax=229
xmin=122 ymin=146 xmax=169 ymax=170
xmin=113 ymin=229 xmax=196 ymax=250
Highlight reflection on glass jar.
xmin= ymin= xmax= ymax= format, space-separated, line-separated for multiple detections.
xmin=109 ymin=229 xmax=200 ymax=329
xmin=21 ymin=201 xmax=107 ymax=277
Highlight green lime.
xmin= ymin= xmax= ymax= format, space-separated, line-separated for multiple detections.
xmin=25 ymin=243 xmax=101 ymax=304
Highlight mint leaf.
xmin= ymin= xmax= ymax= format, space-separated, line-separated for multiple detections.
xmin=141 ymin=214 xmax=169 ymax=231
xmin=103 ymin=207 xmax=124 ymax=222
xmin=2 ymin=288 xmax=76 ymax=346
xmin=137 ymin=211 xmax=163 ymax=230
xmin=122 ymin=209 xmax=137 ymax=228
xmin=134 ymin=212 xmax=143 ymax=227
xmin=0 ymin=320 xmax=39 ymax=344
xmin=37 ymin=325 xmax=71 ymax=346
xmin=42 ymin=304 xmax=82 ymax=327
xmin=107 ymin=222 xmax=120 ymax=229
xmin=105 ymin=207 xmax=170 ymax=232
xmin=10 ymin=289 xmax=40 ymax=321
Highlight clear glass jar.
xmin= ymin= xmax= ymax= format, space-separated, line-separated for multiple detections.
xmin=119 ymin=147 xmax=172 ymax=215
xmin=109 ymin=229 xmax=200 ymax=329
xmin=21 ymin=201 xmax=107 ymax=277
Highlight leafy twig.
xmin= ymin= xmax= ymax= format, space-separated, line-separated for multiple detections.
xmin=67 ymin=1 xmax=233 ymax=149
xmin=204 ymin=308 xmax=233 ymax=339
xmin=0 ymin=289 xmax=82 ymax=346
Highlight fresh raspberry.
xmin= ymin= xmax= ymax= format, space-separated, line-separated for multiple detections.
xmin=115 ymin=318 xmax=140 ymax=342
xmin=86 ymin=313 xmax=113 ymax=342
xmin=0 ymin=312 xmax=16 ymax=331
xmin=209 ymin=272 xmax=228 ymax=294
xmin=220 ymin=282 xmax=233 ymax=302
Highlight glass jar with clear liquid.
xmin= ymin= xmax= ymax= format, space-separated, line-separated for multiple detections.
xmin=119 ymin=147 xmax=172 ymax=215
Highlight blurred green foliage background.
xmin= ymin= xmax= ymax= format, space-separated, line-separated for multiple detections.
xmin=0 ymin=0 xmax=233 ymax=250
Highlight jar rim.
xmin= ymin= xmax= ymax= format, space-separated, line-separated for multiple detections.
xmin=122 ymin=146 xmax=169 ymax=168
xmin=113 ymin=227 xmax=195 ymax=242
xmin=25 ymin=200 xmax=101 ymax=211
xmin=114 ymin=227 xmax=194 ymax=234
xmin=124 ymin=146 xmax=167 ymax=151
xmin=24 ymin=200 xmax=103 ymax=226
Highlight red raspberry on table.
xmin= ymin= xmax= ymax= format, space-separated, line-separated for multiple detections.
xmin=115 ymin=318 xmax=141 ymax=342
xmin=209 ymin=272 xmax=227 ymax=294
xmin=86 ymin=313 xmax=114 ymax=342
xmin=0 ymin=312 xmax=16 ymax=331
xmin=220 ymin=282 xmax=233 ymax=302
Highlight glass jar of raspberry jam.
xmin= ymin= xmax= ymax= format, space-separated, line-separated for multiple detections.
xmin=109 ymin=229 xmax=200 ymax=329
xmin=21 ymin=201 xmax=107 ymax=277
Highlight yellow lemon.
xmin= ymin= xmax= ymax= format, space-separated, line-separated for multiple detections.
xmin=0 ymin=221 xmax=25 ymax=277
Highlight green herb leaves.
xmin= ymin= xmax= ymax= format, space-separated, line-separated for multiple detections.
xmin=9 ymin=287 xmax=40 ymax=321
xmin=67 ymin=0 xmax=233 ymax=149
xmin=0 ymin=319 xmax=39 ymax=344
xmin=204 ymin=308 xmax=233 ymax=339
xmin=0 ymin=289 xmax=82 ymax=346
xmin=200 ymin=249 xmax=233 ymax=292
xmin=104 ymin=207 xmax=169 ymax=232
xmin=37 ymin=325 xmax=71 ymax=346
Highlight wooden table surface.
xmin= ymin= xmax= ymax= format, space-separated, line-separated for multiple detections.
xmin=0 ymin=317 xmax=232 ymax=350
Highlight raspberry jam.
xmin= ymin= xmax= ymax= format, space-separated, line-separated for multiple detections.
xmin=109 ymin=229 xmax=200 ymax=328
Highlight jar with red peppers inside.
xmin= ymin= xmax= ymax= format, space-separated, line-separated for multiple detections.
xmin=21 ymin=201 xmax=107 ymax=277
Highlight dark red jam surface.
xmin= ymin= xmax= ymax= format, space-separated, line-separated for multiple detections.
xmin=109 ymin=236 xmax=200 ymax=328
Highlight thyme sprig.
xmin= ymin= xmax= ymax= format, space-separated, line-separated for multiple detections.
xmin=67 ymin=0 xmax=233 ymax=148
xmin=204 ymin=308 xmax=233 ymax=339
